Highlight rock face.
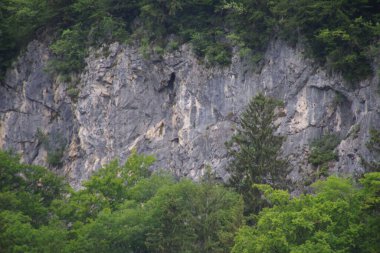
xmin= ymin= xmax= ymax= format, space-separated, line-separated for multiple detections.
xmin=1 ymin=39 xmax=379 ymax=189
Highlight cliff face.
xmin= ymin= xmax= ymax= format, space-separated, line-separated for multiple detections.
xmin=1 ymin=39 xmax=379 ymax=188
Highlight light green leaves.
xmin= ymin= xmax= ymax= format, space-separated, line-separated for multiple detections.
xmin=232 ymin=173 xmax=380 ymax=253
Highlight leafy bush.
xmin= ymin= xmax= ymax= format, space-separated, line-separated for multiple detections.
xmin=36 ymin=129 xmax=67 ymax=167
xmin=205 ymin=43 xmax=232 ymax=66
xmin=66 ymin=85 xmax=80 ymax=101
xmin=145 ymin=180 xmax=243 ymax=253
xmin=47 ymin=27 xmax=87 ymax=75
xmin=232 ymin=173 xmax=380 ymax=253
xmin=46 ymin=148 xmax=65 ymax=167
xmin=309 ymin=134 xmax=340 ymax=167
xmin=362 ymin=129 xmax=380 ymax=171
xmin=366 ymin=129 xmax=380 ymax=152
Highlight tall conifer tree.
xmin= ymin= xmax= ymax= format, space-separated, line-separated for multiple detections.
xmin=226 ymin=93 xmax=289 ymax=214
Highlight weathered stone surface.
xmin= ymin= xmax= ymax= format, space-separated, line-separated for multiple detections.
xmin=1 ymin=39 xmax=379 ymax=189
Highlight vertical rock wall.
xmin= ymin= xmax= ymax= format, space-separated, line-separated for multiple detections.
xmin=1 ymin=39 xmax=379 ymax=188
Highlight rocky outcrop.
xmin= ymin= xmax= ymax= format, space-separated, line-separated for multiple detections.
xmin=1 ymin=39 xmax=379 ymax=189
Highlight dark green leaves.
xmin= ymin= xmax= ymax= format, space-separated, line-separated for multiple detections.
xmin=0 ymin=0 xmax=57 ymax=78
xmin=308 ymin=134 xmax=340 ymax=167
xmin=226 ymin=94 xmax=289 ymax=214
xmin=1 ymin=0 xmax=379 ymax=83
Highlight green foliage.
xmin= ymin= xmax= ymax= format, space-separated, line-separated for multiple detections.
xmin=190 ymin=31 xmax=232 ymax=66
xmin=0 ymin=150 xmax=68 ymax=252
xmin=0 ymin=0 xmax=55 ymax=79
xmin=166 ymin=40 xmax=179 ymax=51
xmin=232 ymin=173 xmax=380 ymax=253
xmin=333 ymin=92 xmax=346 ymax=106
xmin=65 ymin=203 xmax=149 ymax=253
xmin=366 ymin=128 xmax=380 ymax=152
xmin=270 ymin=0 xmax=380 ymax=83
xmin=1 ymin=0 xmax=379 ymax=82
xmin=1 ymin=148 xmax=379 ymax=252
xmin=66 ymin=85 xmax=80 ymax=101
xmin=223 ymin=0 xmax=274 ymax=63
xmin=0 ymin=210 xmax=37 ymax=252
xmin=226 ymin=94 xmax=289 ymax=214
xmin=0 ymin=151 xmax=68 ymax=206
xmin=48 ymin=27 xmax=87 ymax=75
xmin=59 ymin=152 xmax=243 ymax=253
xmin=46 ymin=148 xmax=65 ymax=167
xmin=308 ymin=134 xmax=340 ymax=177
xmin=0 ymin=210 xmax=69 ymax=253
xmin=36 ymin=129 xmax=67 ymax=167
xmin=46 ymin=0 xmax=128 ymax=75
xmin=0 ymin=149 xmax=243 ymax=252
xmin=362 ymin=128 xmax=380 ymax=171
xmin=83 ymin=150 xmax=155 ymax=209
xmin=145 ymin=180 xmax=243 ymax=253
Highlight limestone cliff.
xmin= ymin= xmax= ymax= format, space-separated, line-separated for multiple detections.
xmin=1 ymin=39 xmax=379 ymax=189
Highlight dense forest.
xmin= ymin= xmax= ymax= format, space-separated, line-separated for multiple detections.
xmin=1 ymin=0 xmax=380 ymax=82
xmin=1 ymin=149 xmax=379 ymax=252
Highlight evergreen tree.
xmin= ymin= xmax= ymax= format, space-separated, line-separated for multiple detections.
xmin=226 ymin=93 xmax=289 ymax=214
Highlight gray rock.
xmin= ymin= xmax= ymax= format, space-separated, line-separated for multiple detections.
xmin=1 ymin=39 xmax=379 ymax=189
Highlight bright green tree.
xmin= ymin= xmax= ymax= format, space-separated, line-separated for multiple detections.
xmin=145 ymin=179 xmax=243 ymax=253
xmin=51 ymin=150 xmax=155 ymax=224
xmin=232 ymin=173 xmax=380 ymax=253
xmin=0 ymin=150 xmax=68 ymax=226
xmin=226 ymin=93 xmax=289 ymax=214
xmin=84 ymin=150 xmax=155 ymax=208
xmin=65 ymin=172 xmax=175 ymax=253
xmin=0 ymin=150 xmax=69 ymax=252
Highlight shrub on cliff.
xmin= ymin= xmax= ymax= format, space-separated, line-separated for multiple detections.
xmin=2 ymin=0 xmax=379 ymax=84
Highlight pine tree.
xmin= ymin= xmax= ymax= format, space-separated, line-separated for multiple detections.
xmin=226 ymin=93 xmax=289 ymax=214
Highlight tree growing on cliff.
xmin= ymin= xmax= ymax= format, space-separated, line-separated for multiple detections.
xmin=226 ymin=93 xmax=289 ymax=214
xmin=362 ymin=129 xmax=380 ymax=172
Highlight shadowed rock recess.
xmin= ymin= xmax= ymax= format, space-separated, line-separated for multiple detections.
xmin=0 ymin=39 xmax=379 ymax=189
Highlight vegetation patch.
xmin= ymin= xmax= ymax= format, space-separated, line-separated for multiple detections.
xmin=362 ymin=128 xmax=380 ymax=171
xmin=66 ymin=85 xmax=80 ymax=101
xmin=1 ymin=149 xmax=379 ymax=252
xmin=232 ymin=173 xmax=380 ymax=253
xmin=0 ymin=150 xmax=244 ymax=253
xmin=1 ymin=1 xmax=379 ymax=84
xmin=36 ymin=129 xmax=67 ymax=167
xmin=308 ymin=133 xmax=340 ymax=177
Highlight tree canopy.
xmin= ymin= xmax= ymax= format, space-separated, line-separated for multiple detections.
xmin=0 ymin=150 xmax=243 ymax=252
xmin=232 ymin=173 xmax=380 ymax=253
xmin=1 ymin=0 xmax=379 ymax=83
xmin=0 ymin=146 xmax=379 ymax=252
